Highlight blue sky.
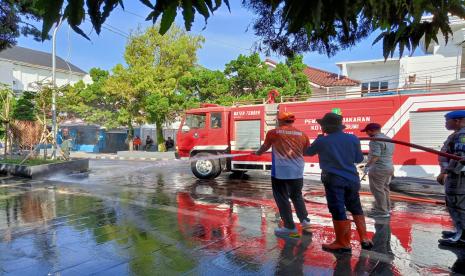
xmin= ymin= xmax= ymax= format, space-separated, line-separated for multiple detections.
xmin=17 ymin=1 xmax=407 ymax=74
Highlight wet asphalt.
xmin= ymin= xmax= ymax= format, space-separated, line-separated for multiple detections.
xmin=0 ymin=159 xmax=464 ymax=275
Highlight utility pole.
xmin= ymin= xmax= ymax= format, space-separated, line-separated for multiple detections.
xmin=51 ymin=17 xmax=63 ymax=159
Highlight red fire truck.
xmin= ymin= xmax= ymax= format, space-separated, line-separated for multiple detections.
xmin=176 ymin=89 xmax=465 ymax=179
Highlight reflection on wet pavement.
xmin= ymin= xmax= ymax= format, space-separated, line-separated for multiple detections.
xmin=0 ymin=160 xmax=462 ymax=275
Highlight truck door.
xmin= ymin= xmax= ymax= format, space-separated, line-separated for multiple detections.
xmin=208 ymin=112 xmax=229 ymax=149
xmin=177 ymin=112 xmax=208 ymax=156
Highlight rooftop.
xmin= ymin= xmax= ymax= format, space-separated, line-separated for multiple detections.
xmin=336 ymin=58 xmax=400 ymax=66
xmin=265 ymin=59 xmax=359 ymax=87
xmin=0 ymin=46 xmax=86 ymax=75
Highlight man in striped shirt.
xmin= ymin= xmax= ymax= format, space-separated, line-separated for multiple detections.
xmin=255 ymin=111 xmax=311 ymax=236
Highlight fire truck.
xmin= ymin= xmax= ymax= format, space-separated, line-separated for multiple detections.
xmin=176 ymin=88 xmax=465 ymax=179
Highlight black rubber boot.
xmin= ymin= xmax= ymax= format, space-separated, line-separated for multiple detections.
xmin=442 ymin=230 xmax=457 ymax=239
xmin=438 ymin=230 xmax=465 ymax=248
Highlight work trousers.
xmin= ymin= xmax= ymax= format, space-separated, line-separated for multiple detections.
xmin=368 ymin=168 xmax=393 ymax=214
xmin=445 ymin=174 xmax=465 ymax=230
xmin=321 ymin=172 xmax=364 ymax=220
xmin=271 ymin=177 xmax=309 ymax=229
xmin=446 ymin=193 xmax=465 ymax=231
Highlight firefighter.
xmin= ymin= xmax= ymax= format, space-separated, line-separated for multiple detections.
xmin=305 ymin=112 xmax=373 ymax=252
xmin=361 ymin=123 xmax=394 ymax=218
xmin=437 ymin=110 xmax=465 ymax=247
xmin=254 ymin=111 xmax=312 ymax=236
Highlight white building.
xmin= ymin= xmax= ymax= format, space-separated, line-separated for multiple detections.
xmin=0 ymin=46 xmax=91 ymax=94
xmin=337 ymin=16 xmax=465 ymax=95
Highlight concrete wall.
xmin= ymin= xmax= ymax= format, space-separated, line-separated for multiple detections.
xmin=345 ymin=61 xmax=400 ymax=90
xmin=0 ymin=60 xmax=13 ymax=88
xmin=340 ymin=27 xmax=465 ymax=89
xmin=399 ymin=28 xmax=465 ymax=86
xmin=0 ymin=60 xmax=90 ymax=93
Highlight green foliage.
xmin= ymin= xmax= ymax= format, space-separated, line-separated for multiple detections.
xmin=0 ymin=0 xmax=43 ymax=50
xmin=0 ymin=158 xmax=63 ymax=165
xmin=224 ymin=53 xmax=311 ymax=98
xmin=12 ymin=91 xmax=36 ymax=121
xmin=224 ymin=53 xmax=270 ymax=96
xmin=179 ymin=53 xmax=311 ymax=106
xmin=244 ymin=0 xmax=465 ymax=58
xmin=0 ymin=85 xmax=14 ymax=138
xmin=122 ymin=25 xmax=204 ymax=144
xmin=264 ymin=55 xmax=312 ymax=97
xmin=7 ymin=0 xmax=465 ymax=59
xmin=178 ymin=67 xmax=230 ymax=105
xmin=61 ymin=67 xmax=121 ymax=129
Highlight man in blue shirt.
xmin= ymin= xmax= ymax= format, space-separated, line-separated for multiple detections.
xmin=305 ymin=112 xmax=372 ymax=252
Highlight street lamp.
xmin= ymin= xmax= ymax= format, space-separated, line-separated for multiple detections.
xmin=51 ymin=17 xmax=63 ymax=159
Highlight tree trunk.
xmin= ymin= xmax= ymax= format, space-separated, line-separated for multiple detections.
xmin=8 ymin=130 xmax=12 ymax=159
xmin=156 ymin=120 xmax=164 ymax=144
xmin=155 ymin=120 xmax=165 ymax=152
xmin=128 ymin=123 xmax=134 ymax=151
xmin=3 ymin=122 xmax=7 ymax=158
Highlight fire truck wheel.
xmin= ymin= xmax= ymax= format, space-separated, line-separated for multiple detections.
xmin=191 ymin=153 xmax=221 ymax=179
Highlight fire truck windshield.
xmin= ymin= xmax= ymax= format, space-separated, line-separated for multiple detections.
xmin=185 ymin=113 xmax=206 ymax=129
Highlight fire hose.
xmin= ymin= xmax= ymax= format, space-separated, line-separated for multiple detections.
xmin=359 ymin=137 xmax=461 ymax=161
xmin=303 ymin=137 xmax=460 ymax=205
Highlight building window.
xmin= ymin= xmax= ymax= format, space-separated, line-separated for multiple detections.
xmin=380 ymin=81 xmax=389 ymax=91
xmin=370 ymin=82 xmax=379 ymax=92
xmin=361 ymin=81 xmax=389 ymax=94
xmin=362 ymin=82 xmax=370 ymax=97
xmin=361 ymin=83 xmax=369 ymax=94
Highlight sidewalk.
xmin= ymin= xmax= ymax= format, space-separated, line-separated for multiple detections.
xmin=70 ymin=151 xmax=176 ymax=161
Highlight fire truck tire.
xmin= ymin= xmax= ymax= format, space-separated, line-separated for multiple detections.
xmin=191 ymin=153 xmax=222 ymax=179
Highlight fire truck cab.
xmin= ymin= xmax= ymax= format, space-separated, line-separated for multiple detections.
xmin=176 ymin=104 xmax=233 ymax=179
xmin=177 ymin=90 xmax=465 ymax=180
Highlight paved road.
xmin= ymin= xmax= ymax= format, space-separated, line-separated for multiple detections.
xmin=0 ymin=160 xmax=463 ymax=275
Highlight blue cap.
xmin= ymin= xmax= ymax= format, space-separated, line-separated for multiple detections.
xmin=445 ymin=110 xmax=465 ymax=120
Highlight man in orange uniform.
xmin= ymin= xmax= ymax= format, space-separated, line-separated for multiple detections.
xmin=255 ymin=111 xmax=312 ymax=236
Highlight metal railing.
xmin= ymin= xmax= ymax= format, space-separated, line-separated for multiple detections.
xmin=231 ymin=82 xmax=465 ymax=106
xmin=281 ymin=82 xmax=465 ymax=103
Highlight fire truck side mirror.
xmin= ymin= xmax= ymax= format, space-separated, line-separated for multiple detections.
xmin=182 ymin=125 xmax=190 ymax=133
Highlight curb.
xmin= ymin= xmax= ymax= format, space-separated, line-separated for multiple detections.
xmin=89 ymin=155 xmax=175 ymax=162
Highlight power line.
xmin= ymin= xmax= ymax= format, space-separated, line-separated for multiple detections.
xmin=119 ymin=9 xmax=465 ymax=82
xmin=124 ymin=9 xmax=146 ymax=19
xmin=102 ymin=23 xmax=129 ymax=38
xmin=122 ymin=9 xmax=253 ymax=52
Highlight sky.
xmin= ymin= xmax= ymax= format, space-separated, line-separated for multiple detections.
xmin=16 ymin=1 xmax=411 ymax=74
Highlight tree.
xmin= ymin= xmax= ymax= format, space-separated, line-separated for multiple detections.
xmin=5 ymin=1 xmax=465 ymax=59
xmin=0 ymin=84 xmax=14 ymax=156
xmin=61 ymin=68 xmax=120 ymax=129
xmin=0 ymin=0 xmax=43 ymax=50
xmin=179 ymin=67 xmax=230 ymax=105
xmin=224 ymin=53 xmax=270 ymax=97
xmin=123 ymin=25 xmax=203 ymax=145
xmin=224 ymin=53 xmax=311 ymax=99
xmin=266 ymin=55 xmax=312 ymax=97
xmin=12 ymin=91 xmax=36 ymax=121
xmin=102 ymin=64 xmax=145 ymax=138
